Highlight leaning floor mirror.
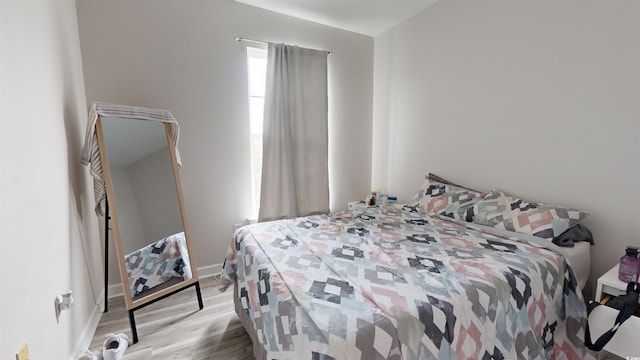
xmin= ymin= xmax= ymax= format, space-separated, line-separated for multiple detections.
xmin=81 ymin=102 xmax=203 ymax=343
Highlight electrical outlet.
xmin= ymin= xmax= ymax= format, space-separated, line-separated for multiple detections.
xmin=55 ymin=290 xmax=74 ymax=324
xmin=16 ymin=343 xmax=30 ymax=360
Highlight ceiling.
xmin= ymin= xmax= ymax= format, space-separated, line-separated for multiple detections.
xmin=234 ymin=0 xmax=440 ymax=37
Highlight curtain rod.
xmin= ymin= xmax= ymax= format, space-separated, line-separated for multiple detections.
xmin=234 ymin=37 xmax=332 ymax=55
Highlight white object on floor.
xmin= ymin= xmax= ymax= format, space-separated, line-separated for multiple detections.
xmin=102 ymin=333 xmax=130 ymax=360
xmin=78 ymin=349 xmax=103 ymax=360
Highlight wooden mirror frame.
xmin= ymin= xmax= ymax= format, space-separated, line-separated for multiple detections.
xmin=95 ymin=116 xmax=202 ymax=343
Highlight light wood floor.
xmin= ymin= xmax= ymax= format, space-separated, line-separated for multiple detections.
xmin=88 ymin=276 xmax=255 ymax=360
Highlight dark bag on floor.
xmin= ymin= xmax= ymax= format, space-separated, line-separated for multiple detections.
xmin=585 ymin=281 xmax=640 ymax=351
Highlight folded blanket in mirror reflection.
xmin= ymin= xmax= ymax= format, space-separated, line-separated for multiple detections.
xmin=125 ymin=232 xmax=192 ymax=297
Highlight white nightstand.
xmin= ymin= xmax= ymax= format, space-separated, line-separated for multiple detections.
xmin=589 ymin=264 xmax=640 ymax=358
xmin=594 ymin=265 xmax=636 ymax=300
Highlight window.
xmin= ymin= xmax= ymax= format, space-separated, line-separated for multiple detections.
xmin=246 ymin=46 xmax=267 ymax=219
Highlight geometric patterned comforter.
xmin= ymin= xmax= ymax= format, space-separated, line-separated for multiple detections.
xmin=221 ymin=205 xmax=595 ymax=360
xmin=125 ymin=232 xmax=192 ymax=297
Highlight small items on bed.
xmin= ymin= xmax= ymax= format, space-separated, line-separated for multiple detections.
xmin=552 ymin=223 xmax=594 ymax=247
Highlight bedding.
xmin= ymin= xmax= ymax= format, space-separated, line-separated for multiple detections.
xmin=413 ymin=175 xmax=592 ymax=247
xmin=471 ymin=190 xmax=590 ymax=240
xmin=407 ymin=178 xmax=484 ymax=216
xmin=125 ymin=232 xmax=192 ymax=297
xmin=221 ymin=204 xmax=595 ymax=359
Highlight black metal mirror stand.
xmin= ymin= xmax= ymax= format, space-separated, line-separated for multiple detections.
xmin=128 ymin=281 xmax=204 ymax=343
xmin=104 ymin=198 xmax=110 ymax=313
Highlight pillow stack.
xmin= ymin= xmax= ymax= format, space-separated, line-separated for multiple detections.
xmin=407 ymin=177 xmax=484 ymax=221
xmin=470 ymin=189 xmax=589 ymax=240
xmin=409 ymin=173 xmax=590 ymax=242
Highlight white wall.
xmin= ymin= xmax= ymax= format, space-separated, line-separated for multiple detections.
xmin=108 ymin=149 xmax=183 ymax=285
xmin=373 ymin=0 xmax=640 ymax=290
xmin=110 ymin=166 xmax=147 ymax=254
xmin=0 ymin=1 xmax=103 ymax=359
xmin=76 ymin=0 xmax=374 ymax=281
xmin=127 ymin=147 xmax=183 ymax=246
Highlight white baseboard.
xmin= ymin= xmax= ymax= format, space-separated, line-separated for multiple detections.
xmin=197 ymin=263 xmax=223 ymax=279
xmin=69 ymin=292 xmax=106 ymax=360
xmin=108 ymin=283 xmax=124 ymax=299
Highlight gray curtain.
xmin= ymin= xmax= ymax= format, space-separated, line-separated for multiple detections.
xmin=258 ymin=43 xmax=329 ymax=221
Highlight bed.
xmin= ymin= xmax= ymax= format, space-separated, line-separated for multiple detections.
xmin=221 ymin=178 xmax=595 ymax=359
xmin=562 ymin=242 xmax=591 ymax=292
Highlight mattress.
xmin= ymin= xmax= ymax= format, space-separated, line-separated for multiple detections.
xmin=563 ymin=241 xmax=591 ymax=291
xmin=221 ymin=205 xmax=595 ymax=359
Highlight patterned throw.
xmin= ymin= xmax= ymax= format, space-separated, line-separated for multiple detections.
xmin=80 ymin=102 xmax=181 ymax=217
xmin=221 ymin=205 xmax=595 ymax=360
xmin=125 ymin=232 xmax=192 ymax=297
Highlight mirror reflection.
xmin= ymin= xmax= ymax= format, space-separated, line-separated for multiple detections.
xmin=101 ymin=117 xmax=192 ymax=299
